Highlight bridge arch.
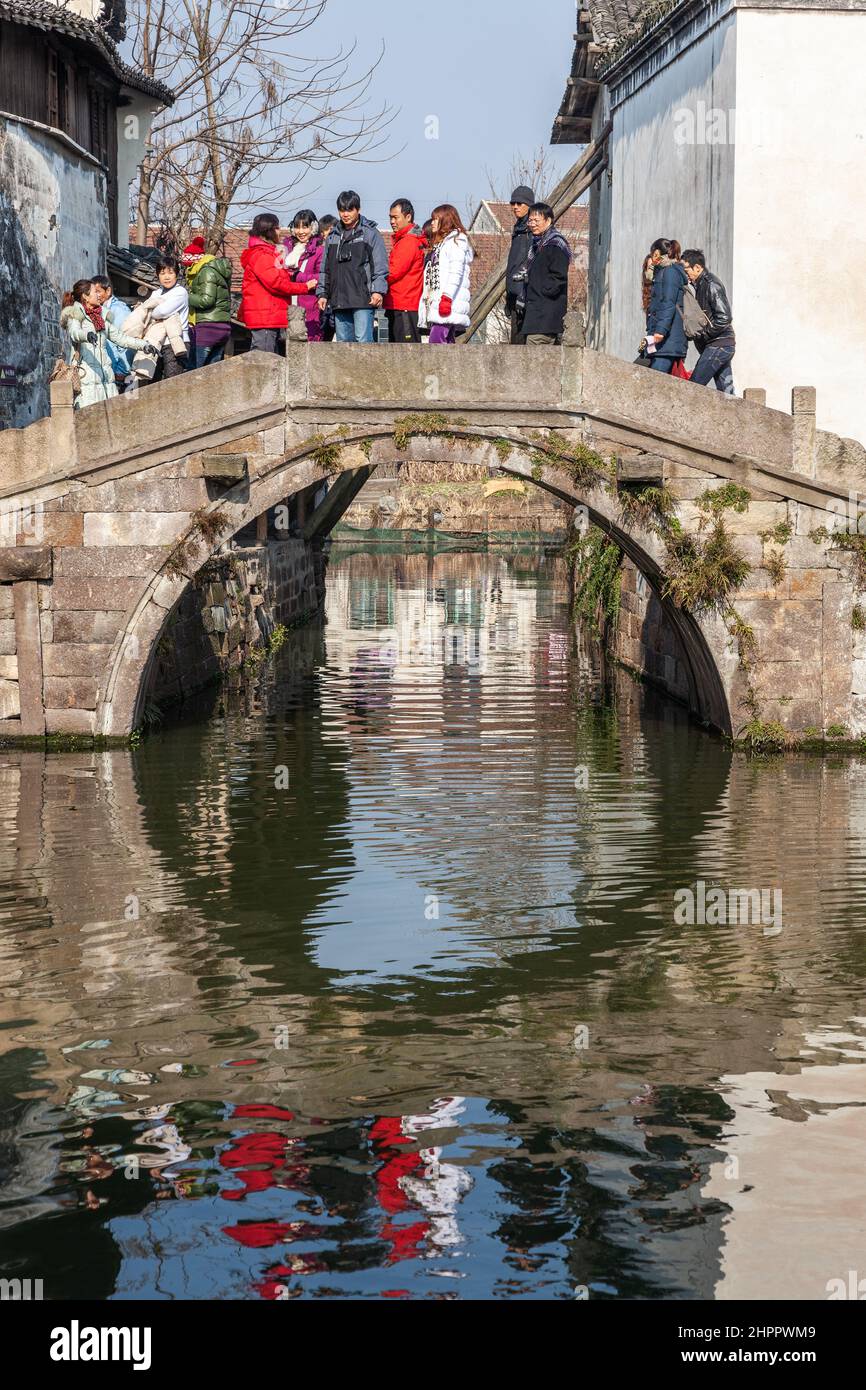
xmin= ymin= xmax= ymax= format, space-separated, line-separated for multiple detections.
xmin=95 ymin=428 xmax=733 ymax=739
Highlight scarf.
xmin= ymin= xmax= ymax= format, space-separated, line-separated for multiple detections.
xmin=517 ymin=226 xmax=573 ymax=305
xmin=84 ymin=301 xmax=105 ymax=333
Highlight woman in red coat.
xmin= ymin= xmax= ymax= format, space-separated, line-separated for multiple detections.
xmin=240 ymin=212 xmax=317 ymax=353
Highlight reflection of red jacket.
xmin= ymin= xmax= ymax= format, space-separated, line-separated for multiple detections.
xmin=240 ymin=236 xmax=310 ymax=328
xmin=370 ymin=1116 xmax=428 ymax=1264
xmin=384 ymin=224 xmax=427 ymax=311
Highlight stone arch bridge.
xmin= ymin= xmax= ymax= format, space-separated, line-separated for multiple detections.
xmin=1 ymin=345 xmax=865 ymax=741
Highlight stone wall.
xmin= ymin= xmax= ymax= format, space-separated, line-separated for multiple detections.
xmin=144 ymin=538 xmax=323 ymax=712
xmin=0 ymin=117 xmax=108 ymax=430
xmin=612 ymin=558 xmax=692 ymax=707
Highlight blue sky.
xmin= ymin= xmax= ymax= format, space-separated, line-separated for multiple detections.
xmin=261 ymin=0 xmax=580 ymax=227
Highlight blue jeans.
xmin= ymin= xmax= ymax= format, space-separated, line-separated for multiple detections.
xmin=193 ymin=339 xmax=229 ymax=369
xmin=691 ymin=339 xmax=735 ymax=394
xmin=649 ymin=354 xmax=676 ymax=373
xmin=334 ymin=309 xmax=375 ymax=343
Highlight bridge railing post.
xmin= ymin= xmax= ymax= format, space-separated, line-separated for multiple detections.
xmin=49 ymin=378 xmax=78 ymax=473
xmin=791 ymin=386 xmax=817 ymax=478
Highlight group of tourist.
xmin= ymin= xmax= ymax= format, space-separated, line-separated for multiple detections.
xmin=59 ymin=244 xmax=234 ymax=408
xmin=639 ymin=239 xmax=736 ymax=393
xmin=238 ymin=186 xmax=573 ymax=350
xmin=58 ymin=181 xmax=610 ymax=410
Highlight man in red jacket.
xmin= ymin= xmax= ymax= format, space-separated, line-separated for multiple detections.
xmin=385 ymin=199 xmax=427 ymax=344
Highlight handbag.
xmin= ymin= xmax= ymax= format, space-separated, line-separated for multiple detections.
xmin=50 ymin=352 xmax=82 ymax=397
xmin=678 ymin=288 xmax=711 ymax=340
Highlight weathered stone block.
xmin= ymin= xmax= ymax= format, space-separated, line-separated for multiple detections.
xmin=0 ymin=655 xmax=17 ymax=678
xmin=735 ymin=597 xmax=822 ymax=664
xmin=188 ymin=454 xmax=248 ymax=481
xmin=53 ymin=610 xmax=125 ymax=643
xmin=0 ymin=618 xmax=16 ymax=655
xmin=307 ymin=343 xmax=565 ymax=407
xmin=0 ymin=548 xmax=53 ymax=580
xmin=44 ymin=708 xmax=96 ymax=734
xmin=0 ymin=588 xmax=12 ymax=618
xmin=58 ymin=545 xmax=168 ymax=578
xmin=822 ymin=580 xmax=854 ymax=726
xmin=16 ymin=513 xmax=83 ymax=547
xmin=0 ymin=679 xmax=20 ymax=718
xmin=13 ymin=580 xmax=44 ymax=735
xmin=83 ymin=512 xmax=191 ymax=547
xmin=52 ymin=578 xmax=139 ymax=611
xmin=72 ymin=353 xmax=286 ymax=465
xmin=43 ymin=643 xmax=112 ymax=677
xmin=44 ymin=676 xmax=99 ymax=709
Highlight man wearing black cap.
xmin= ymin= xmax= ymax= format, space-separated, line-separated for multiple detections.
xmin=505 ymin=186 xmax=535 ymax=343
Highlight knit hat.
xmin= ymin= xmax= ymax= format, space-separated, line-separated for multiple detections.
xmin=182 ymin=236 xmax=206 ymax=265
xmin=510 ymin=186 xmax=535 ymax=205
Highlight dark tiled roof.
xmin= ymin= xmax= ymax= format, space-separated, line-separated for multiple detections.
xmin=593 ymin=0 xmax=685 ymax=70
xmin=589 ymin=0 xmax=662 ymax=47
xmin=107 ymin=242 xmax=159 ymax=289
xmin=0 ymin=0 xmax=175 ymax=104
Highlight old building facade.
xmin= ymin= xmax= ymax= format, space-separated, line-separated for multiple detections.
xmin=553 ymin=0 xmax=866 ymax=442
xmin=0 ymin=0 xmax=172 ymax=428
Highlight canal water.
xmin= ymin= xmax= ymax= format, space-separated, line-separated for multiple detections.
xmin=2 ymin=547 xmax=866 ymax=1301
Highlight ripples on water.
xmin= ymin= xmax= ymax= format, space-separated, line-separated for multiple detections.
xmin=2 ymin=547 xmax=866 ymax=1300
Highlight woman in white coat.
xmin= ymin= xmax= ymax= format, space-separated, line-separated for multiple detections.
xmin=60 ymin=280 xmax=153 ymax=409
xmin=418 ymin=205 xmax=474 ymax=344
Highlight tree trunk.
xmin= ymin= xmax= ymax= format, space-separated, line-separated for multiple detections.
xmin=136 ymin=154 xmax=152 ymax=245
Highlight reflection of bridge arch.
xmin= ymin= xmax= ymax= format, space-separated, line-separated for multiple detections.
xmin=99 ymin=432 xmax=732 ymax=739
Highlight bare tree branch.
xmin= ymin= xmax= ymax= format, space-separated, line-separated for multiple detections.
xmin=128 ymin=0 xmax=396 ymax=250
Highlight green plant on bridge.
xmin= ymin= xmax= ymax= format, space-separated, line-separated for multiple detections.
xmin=737 ymin=718 xmax=793 ymax=755
xmin=528 ymin=431 xmax=615 ymax=492
xmin=663 ymin=519 xmax=751 ymax=614
xmin=695 ymin=483 xmax=751 ymax=516
xmin=309 ymin=430 xmax=348 ymax=474
xmin=164 ymin=506 xmax=232 ymax=581
xmin=567 ymin=526 xmax=623 ymax=641
xmin=244 ymin=622 xmax=289 ymax=676
xmin=618 ymin=483 xmax=680 ymax=541
xmin=763 ymin=549 xmax=787 ymax=585
xmin=392 ymin=412 xmax=460 ymax=452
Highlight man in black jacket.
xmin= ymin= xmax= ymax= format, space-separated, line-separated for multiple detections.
xmin=520 ymin=204 xmax=572 ymax=344
xmin=681 ymin=249 xmax=735 ymax=394
xmin=505 ymin=185 xmax=534 ymax=343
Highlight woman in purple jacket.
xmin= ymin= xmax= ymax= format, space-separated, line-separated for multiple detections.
xmin=281 ymin=210 xmax=326 ymax=341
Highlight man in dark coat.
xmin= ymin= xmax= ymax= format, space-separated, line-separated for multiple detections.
xmin=505 ymin=185 xmax=534 ymax=343
xmin=645 ymin=238 xmax=688 ymax=371
xmin=681 ymin=248 xmax=735 ymax=394
xmin=520 ymin=204 xmax=572 ymax=344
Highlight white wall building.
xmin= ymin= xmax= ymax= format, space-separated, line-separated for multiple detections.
xmin=0 ymin=0 xmax=172 ymax=427
xmin=553 ymin=0 xmax=866 ymax=443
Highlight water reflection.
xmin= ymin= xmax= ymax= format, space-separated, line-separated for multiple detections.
xmin=1 ymin=549 xmax=866 ymax=1299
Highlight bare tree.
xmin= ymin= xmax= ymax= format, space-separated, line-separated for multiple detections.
xmin=128 ymin=0 xmax=394 ymax=250
xmin=484 ymin=145 xmax=561 ymax=207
